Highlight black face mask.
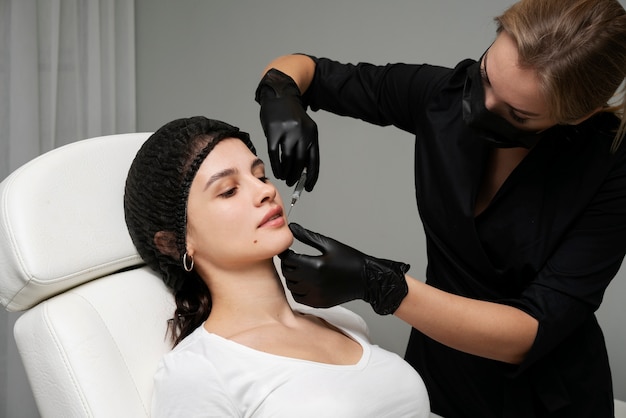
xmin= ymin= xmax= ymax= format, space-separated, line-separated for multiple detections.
xmin=462 ymin=61 xmax=544 ymax=148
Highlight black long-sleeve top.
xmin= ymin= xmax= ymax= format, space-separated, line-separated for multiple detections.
xmin=303 ymin=55 xmax=626 ymax=418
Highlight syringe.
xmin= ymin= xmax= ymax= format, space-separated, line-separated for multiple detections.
xmin=287 ymin=168 xmax=307 ymax=217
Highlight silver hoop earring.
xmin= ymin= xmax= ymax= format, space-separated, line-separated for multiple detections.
xmin=182 ymin=252 xmax=194 ymax=272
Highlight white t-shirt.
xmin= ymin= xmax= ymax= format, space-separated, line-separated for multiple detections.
xmin=151 ymin=305 xmax=430 ymax=418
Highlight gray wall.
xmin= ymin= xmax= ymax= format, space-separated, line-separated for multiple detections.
xmin=135 ymin=0 xmax=626 ymax=400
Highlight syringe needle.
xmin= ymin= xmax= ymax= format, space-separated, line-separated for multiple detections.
xmin=287 ymin=168 xmax=307 ymax=217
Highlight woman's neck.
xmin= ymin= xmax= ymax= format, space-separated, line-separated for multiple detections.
xmin=199 ymin=259 xmax=364 ymax=367
xmin=201 ymin=260 xmax=299 ymax=337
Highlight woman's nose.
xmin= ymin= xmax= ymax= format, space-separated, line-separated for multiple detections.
xmin=484 ymin=87 xmax=498 ymax=113
xmin=256 ymin=179 xmax=277 ymax=204
xmin=483 ymin=88 xmax=510 ymax=120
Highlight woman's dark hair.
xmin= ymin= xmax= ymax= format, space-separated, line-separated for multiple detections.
xmin=124 ymin=116 xmax=255 ymax=346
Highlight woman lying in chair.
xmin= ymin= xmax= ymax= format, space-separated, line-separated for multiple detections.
xmin=123 ymin=116 xmax=430 ymax=417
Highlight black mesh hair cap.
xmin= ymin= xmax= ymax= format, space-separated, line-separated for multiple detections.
xmin=124 ymin=116 xmax=255 ymax=291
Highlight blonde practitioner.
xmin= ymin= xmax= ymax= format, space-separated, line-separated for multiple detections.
xmin=254 ymin=0 xmax=626 ymax=416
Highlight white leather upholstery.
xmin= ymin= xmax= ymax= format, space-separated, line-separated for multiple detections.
xmin=0 ymin=133 xmax=151 ymax=311
xmin=0 ymin=133 xmax=176 ymax=417
xmin=14 ymin=267 xmax=174 ymax=417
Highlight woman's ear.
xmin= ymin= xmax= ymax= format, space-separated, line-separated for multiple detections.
xmin=154 ymin=231 xmax=179 ymax=258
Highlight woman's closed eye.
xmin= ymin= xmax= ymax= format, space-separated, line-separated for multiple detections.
xmin=218 ymin=176 xmax=270 ymax=198
xmin=509 ymin=109 xmax=528 ymax=124
xmin=219 ymin=186 xmax=238 ymax=198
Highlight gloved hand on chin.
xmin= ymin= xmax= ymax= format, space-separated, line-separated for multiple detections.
xmin=280 ymin=223 xmax=410 ymax=315
xmin=255 ymin=68 xmax=319 ymax=191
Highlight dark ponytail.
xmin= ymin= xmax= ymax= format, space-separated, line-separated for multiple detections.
xmin=169 ymin=271 xmax=212 ymax=345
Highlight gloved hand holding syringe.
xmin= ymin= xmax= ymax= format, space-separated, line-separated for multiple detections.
xmin=287 ymin=168 xmax=307 ymax=217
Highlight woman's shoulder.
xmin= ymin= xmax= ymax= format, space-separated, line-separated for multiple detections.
xmin=157 ymin=326 xmax=214 ymax=369
xmin=151 ymin=326 xmax=239 ymax=417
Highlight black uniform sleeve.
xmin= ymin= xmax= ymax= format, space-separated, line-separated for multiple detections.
xmin=302 ymin=55 xmax=451 ymax=135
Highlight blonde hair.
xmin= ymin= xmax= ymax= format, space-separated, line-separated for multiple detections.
xmin=496 ymin=0 xmax=626 ymax=151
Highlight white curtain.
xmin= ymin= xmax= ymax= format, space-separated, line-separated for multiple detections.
xmin=0 ymin=0 xmax=136 ymax=415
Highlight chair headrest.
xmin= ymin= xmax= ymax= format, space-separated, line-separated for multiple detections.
xmin=0 ymin=133 xmax=152 ymax=311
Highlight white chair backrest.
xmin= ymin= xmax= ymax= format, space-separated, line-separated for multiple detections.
xmin=1 ymin=133 xmax=149 ymax=310
xmin=0 ymin=133 xmax=175 ymax=417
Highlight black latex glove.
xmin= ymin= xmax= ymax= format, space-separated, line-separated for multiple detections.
xmin=255 ymin=68 xmax=319 ymax=191
xmin=280 ymin=223 xmax=410 ymax=315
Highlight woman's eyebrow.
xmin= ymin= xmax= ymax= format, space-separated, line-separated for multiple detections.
xmin=252 ymin=158 xmax=264 ymax=170
xmin=204 ymin=168 xmax=237 ymax=191
xmin=511 ymin=106 xmax=541 ymax=117
xmin=203 ymin=158 xmax=265 ymax=191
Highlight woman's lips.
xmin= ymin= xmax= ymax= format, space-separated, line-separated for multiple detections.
xmin=259 ymin=207 xmax=284 ymax=228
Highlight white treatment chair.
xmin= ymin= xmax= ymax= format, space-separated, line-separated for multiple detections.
xmin=0 ymin=133 xmax=176 ymax=417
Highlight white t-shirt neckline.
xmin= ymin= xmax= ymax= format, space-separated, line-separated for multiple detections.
xmin=199 ymin=309 xmax=371 ymax=370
